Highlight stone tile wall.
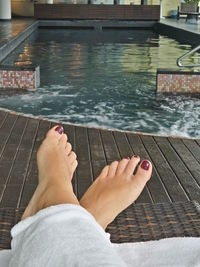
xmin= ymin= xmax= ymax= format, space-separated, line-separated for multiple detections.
xmin=157 ymin=70 xmax=200 ymax=93
xmin=0 ymin=66 xmax=40 ymax=90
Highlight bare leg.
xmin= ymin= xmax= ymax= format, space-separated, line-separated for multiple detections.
xmin=80 ymin=156 xmax=152 ymax=229
xmin=21 ymin=125 xmax=79 ymax=221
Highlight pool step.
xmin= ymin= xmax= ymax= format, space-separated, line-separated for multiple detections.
xmin=156 ymin=69 xmax=200 ymax=94
xmin=0 ymin=65 xmax=40 ymax=90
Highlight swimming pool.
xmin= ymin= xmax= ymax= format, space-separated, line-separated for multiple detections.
xmin=1 ymin=29 xmax=200 ymax=138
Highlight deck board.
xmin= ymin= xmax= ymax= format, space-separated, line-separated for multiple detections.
xmin=168 ymin=138 xmax=200 ymax=186
xmin=113 ymin=131 xmax=133 ymax=158
xmin=142 ymin=135 xmax=188 ymax=202
xmin=88 ymin=128 xmax=107 ymax=180
xmin=100 ymin=130 xmax=120 ymax=164
xmin=0 ymin=110 xmax=199 ymax=207
xmin=155 ymin=136 xmax=200 ymax=202
xmin=75 ymin=126 xmax=93 ymax=199
xmin=182 ymin=138 xmax=200 ymax=164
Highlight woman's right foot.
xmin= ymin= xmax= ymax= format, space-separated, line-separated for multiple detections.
xmin=80 ymin=156 xmax=152 ymax=229
xmin=21 ymin=125 xmax=79 ymax=221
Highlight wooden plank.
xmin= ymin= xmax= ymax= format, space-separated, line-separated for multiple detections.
xmin=35 ymin=4 xmax=160 ymax=20
xmin=168 ymin=137 xmax=200 ymax=186
xmin=16 ymin=119 xmax=39 ymax=207
xmin=0 ymin=185 xmax=21 ymax=208
xmin=100 ymin=129 xmax=120 ymax=164
xmin=16 ymin=118 xmax=39 ymax=150
xmin=127 ymin=133 xmax=172 ymax=203
xmin=0 ymin=186 xmax=4 ymax=201
xmin=182 ymin=138 xmax=200 ymax=164
xmin=0 ymin=114 xmax=18 ymax=154
xmin=0 ymin=110 xmax=7 ymax=128
xmin=8 ymin=163 xmax=27 ymax=185
xmin=6 ymin=116 xmax=28 ymax=146
xmin=113 ymin=131 xmax=133 ymax=158
xmin=155 ymin=136 xmax=200 ymax=202
xmin=88 ymin=128 xmax=105 ymax=162
xmin=88 ymin=128 xmax=106 ymax=179
xmin=32 ymin=120 xmax=51 ymax=152
xmin=20 ymin=184 xmax=37 ymax=208
xmin=196 ymin=139 xmax=200 ymax=146
xmin=24 ymin=159 xmax=38 ymax=185
xmin=0 ymin=116 xmax=28 ymax=192
xmin=0 ymin=162 xmax=12 ymax=186
xmin=75 ymin=126 xmax=93 ymax=199
xmin=141 ymin=135 xmax=188 ymax=202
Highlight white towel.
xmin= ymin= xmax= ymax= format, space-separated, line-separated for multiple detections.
xmin=0 ymin=204 xmax=199 ymax=267
xmin=113 ymin=237 xmax=200 ymax=267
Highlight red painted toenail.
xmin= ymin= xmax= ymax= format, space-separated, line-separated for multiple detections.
xmin=141 ymin=160 xmax=150 ymax=171
xmin=55 ymin=125 xmax=64 ymax=135
xmin=125 ymin=156 xmax=130 ymax=160
xmin=134 ymin=155 xmax=139 ymax=158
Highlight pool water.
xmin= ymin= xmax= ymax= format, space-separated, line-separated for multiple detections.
xmin=1 ymin=29 xmax=200 ymax=138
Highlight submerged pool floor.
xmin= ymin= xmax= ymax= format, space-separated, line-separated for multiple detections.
xmin=1 ymin=29 xmax=200 ymax=138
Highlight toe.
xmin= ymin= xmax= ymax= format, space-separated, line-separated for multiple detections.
xmin=68 ymin=151 xmax=77 ymax=163
xmin=129 ymin=160 xmax=152 ymax=200
xmin=65 ymin=142 xmax=72 ymax=155
xmin=133 ymin=160 xmax=152 ymax=183
xmin=116 ymin=158 xmax=130 ymax=175
xmin=108 ymin=161 xmax=119 ymax=177
xmin=99 ymin=165 xmax=109 ymax=179
xmin=58 ymin=134 xmax=68 ymax=148
xmin=125 ymin=155 xmax=140 ymax=176
xmin=71 ymin=160 xmax=78 ymax=174
xmin=46 ymin=125 xmax=64 ymax=140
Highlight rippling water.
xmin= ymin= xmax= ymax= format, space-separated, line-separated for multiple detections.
xmin=1 ymin=29 xmax=200 ymax=137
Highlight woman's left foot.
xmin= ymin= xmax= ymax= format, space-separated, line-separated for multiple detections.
xmin=21 ymin=126 xmax=78 ymax=221
xmin=80 ymin=156 xmax=152 ymax=229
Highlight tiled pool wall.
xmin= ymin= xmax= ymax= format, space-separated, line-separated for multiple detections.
xmin=157 ymin=70 xmax=200 ymax=93
xmin=0 ymin=66 xmax=40 ymax=90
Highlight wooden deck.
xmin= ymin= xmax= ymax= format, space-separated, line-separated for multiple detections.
xmin=34 ymin=4 xmax=160 ymax=21
xmin=0 ymin=109 xmax=199 ymax=208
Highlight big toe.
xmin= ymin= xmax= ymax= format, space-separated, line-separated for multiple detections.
xmin=46 ymin=125 xmax=64 ymax=141
xmin=136 ymin=160 xmax=152 ymax=182
xmin=130 ymin=160 xmax=152 ymax=195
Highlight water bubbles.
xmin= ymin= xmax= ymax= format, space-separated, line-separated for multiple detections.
xmin=1 ymin=29 xmax=200 ymax=138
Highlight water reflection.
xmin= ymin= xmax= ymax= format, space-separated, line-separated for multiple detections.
xmin=1 ymin=29 xmax=200 ymax=138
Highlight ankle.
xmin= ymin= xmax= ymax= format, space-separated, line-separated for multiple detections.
xmin=41 ymin=184 xmax=79 ymax=210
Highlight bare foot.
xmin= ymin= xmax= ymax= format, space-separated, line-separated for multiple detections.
xmin=80 ymin=156 xmax=152 ymax=229
xmin=21 ymin=125 xmax=79 ymax=221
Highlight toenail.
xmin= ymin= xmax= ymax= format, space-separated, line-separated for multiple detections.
xmin=141 ymin=160 xmax=150 ymax=171
xmin=125 ymin=156 xmax=130 ymax=160
xmin=55 ymin=125 xmax=64 ymax=135
xmin=134 ymin=155 xmax=139 ymax=158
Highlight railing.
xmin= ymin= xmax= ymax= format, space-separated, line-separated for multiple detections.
xmin=177 ymin=44 xmax=200 ymax=67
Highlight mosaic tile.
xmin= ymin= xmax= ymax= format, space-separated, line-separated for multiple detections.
xmin=157 ymin=70 xmax=200 ymax=93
